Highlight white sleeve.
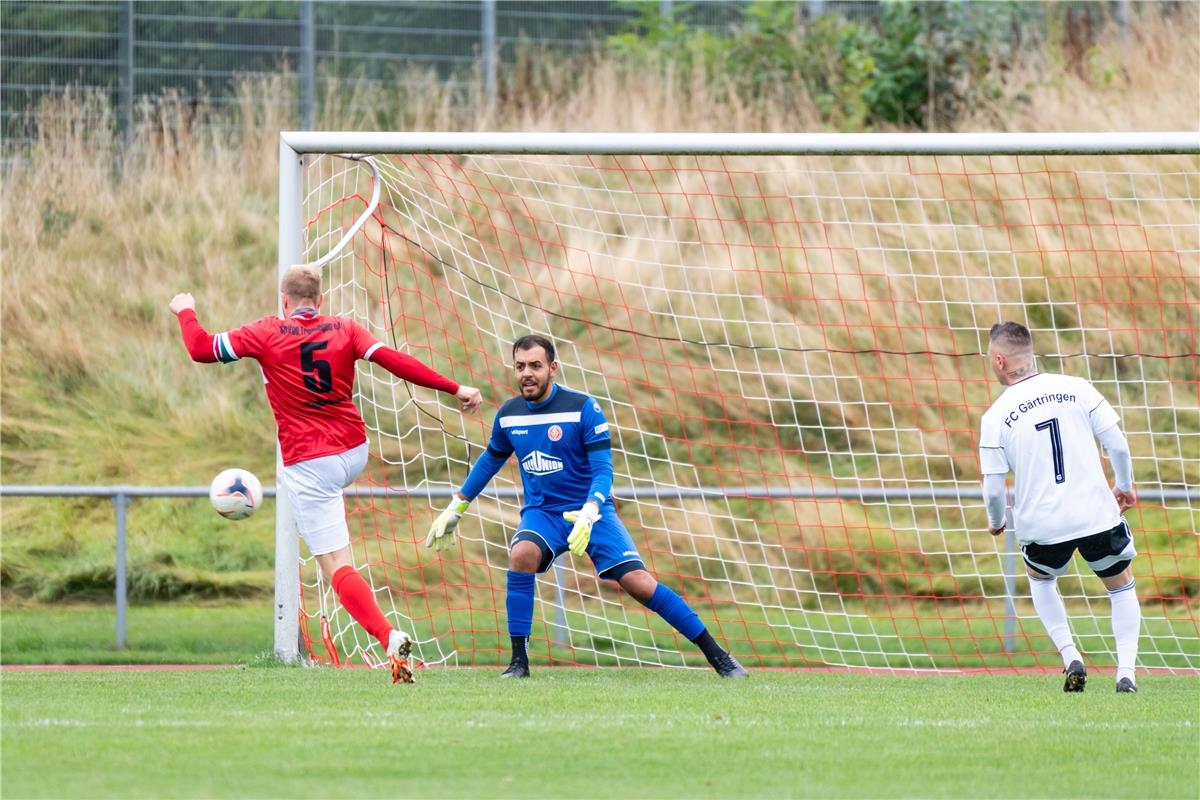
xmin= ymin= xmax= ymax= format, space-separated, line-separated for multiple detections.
xmin=1096 ymin=424 xmax=1134 ymax=492
xmin=983 ymin=473 xmax=1008 ymax=530
xmin=1081 ymin=380 xmax=1121 ymax=435
xmin=978 ymin=411 xmax=1009 ymax=475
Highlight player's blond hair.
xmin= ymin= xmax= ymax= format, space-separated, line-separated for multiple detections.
xmin=281 ymin=266 xmax=322 ymax=304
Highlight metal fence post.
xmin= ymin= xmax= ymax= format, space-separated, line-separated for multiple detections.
xmin=481 ymin=0 xmax=497 ymax=114
xmin=114 ymin=491 xmax=129 ymax=649
xmin=1116 ymin=0 xmax=1131 ymax=41
xmin=300 ymin=0 xmax=316 ymax=130
xmin=1003 ymin=506 xmax=1016 ymax=653
xmin=117 ymin=1 xmax=134 ymax=153
xmin=551 ymin=556 xmax=568 ymax=647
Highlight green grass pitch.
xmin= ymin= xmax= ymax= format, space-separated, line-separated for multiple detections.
xmin=2 ymin=667 xmax=1197 ymax=799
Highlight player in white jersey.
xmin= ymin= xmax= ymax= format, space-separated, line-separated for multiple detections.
xmin=979 ymin=322 xmax=1140 ymax=693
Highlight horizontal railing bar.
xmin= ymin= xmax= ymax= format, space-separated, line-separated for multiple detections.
xmin=2 ymin=485 xmax=1195 ymax=502
xmin=132 ymin=13 xmax=301 ymax=27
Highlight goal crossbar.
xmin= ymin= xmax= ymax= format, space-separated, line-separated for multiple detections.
xmin=280 ymin=131 xmax=1200 ymax=156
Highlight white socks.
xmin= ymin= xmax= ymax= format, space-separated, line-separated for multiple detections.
xmin=386 ymin=629 xmax=412 ymax=658
xmin=1029 ymin=576 xmax=1082 ymax=667
xmin=1108 ymin=579 xmax=1141 ymax=685
xmin=1030 ymin=575 xmax=1141 ymax=686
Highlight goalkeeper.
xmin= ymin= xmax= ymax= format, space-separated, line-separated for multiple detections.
xmin=427 ymin=334 xmax=747 ymax=679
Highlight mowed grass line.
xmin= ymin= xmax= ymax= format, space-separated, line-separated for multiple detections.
xmin=4 ymin=601 xmax=1199 ymax=672
xmin=2 ymin=669 xmax=1197 ymax=800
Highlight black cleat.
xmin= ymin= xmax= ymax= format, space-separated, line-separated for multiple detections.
xmin=711 ymin=651 xmax=749 ymax=679
xmin=1062 ymin=660 xmax=1087 ymax=693
xmin=500 ymin=660 xmax=530 ymax=679
xmin=1115 ymin=677 xmax=1138 ymax=694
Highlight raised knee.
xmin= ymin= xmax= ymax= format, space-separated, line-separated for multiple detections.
xmin=508 ymin=541 xmax=542 ymax=573
xmin=620 ymin=570 xmax=658 ymax=604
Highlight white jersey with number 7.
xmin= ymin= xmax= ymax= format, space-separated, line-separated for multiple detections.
xmin=979 ymin=372 xmax=1123 ymax=545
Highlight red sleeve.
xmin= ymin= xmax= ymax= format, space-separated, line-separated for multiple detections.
xmin=176 ymin=309 xmax=219 ymax=363
xmin=367 ymin=345 xmax=460 ymax=395
xmin=176 ymin=310 xmax=264 ymax=363
xmin=349 ymin=321 xmax=382 ymax=360
xmin=225 ymin=318 xmax=265 ymax=360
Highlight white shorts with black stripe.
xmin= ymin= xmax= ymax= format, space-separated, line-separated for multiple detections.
xmin=1022 ymin=519 xmax=1137 ymax=579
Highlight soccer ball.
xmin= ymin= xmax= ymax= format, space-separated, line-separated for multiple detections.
xmin=209 ymin=468 xmax=263 ymax=520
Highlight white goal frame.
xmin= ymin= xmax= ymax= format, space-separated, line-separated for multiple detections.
xmin=275 ymin=130 xmax=1200 ymax=664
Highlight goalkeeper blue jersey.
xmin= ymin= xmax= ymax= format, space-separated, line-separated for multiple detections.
xmin=475 ymin=384 xmax=613 ymax=513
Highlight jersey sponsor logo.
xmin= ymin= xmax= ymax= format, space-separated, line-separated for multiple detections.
xmin=510 ymin=428 xmax=529 ymax=436
xmin=622 ymin=550 xmax=639 ymax=557
xmin=303 ymin=395 xmax=351 ymax=410
xmin=547 ymin=424 xmax=562 ymax=441
xmin=277 ymin=320 xmax=344 ymax=336
xmin=520 ymin=450 xmax=564 ymax=476
xmin=594 ymin=422 xmax=609 ymax=435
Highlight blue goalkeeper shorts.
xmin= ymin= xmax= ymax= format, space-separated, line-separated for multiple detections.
xmin=511 ymin=505 xmax=645 ymax=579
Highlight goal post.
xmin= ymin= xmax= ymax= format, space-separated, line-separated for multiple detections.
xmin=276 ymin=131 xmax=1200 ymax=671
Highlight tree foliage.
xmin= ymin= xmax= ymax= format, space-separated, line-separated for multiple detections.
xmin=609 ymin=0 xmax=1071 ymax=130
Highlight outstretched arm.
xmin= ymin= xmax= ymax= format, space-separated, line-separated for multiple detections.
xmin=362 ymin=342 xmax=482 ymax=414
xmin=425 ymin=412 xmax=513 ymax=550
xmin=425 ymin=441 xmax=511 ymax=551
xmin=459 ymin=445 xmax=511 ymax=501
xmin=170 ymin=293 xmax=221 ymax=363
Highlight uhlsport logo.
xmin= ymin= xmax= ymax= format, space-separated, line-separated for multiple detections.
xmin=521 ymin=450 xmax=564 ymax=476
xmin=547 ymin=424 xmax=563 ymax=441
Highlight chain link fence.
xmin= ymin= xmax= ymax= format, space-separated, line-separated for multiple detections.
xmin=2 ymin=0 xmax=1140 ymax=151
xmin=0 ymin=0 xmax=888 ymax=148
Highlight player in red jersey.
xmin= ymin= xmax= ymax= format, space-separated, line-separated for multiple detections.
xmin=170 ymin=266 xmax=482 ymax=682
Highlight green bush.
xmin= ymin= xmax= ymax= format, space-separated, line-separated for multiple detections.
xmin=608 ymin=0 xmax=1029 ymax=130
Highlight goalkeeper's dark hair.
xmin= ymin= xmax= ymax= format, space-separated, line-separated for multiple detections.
xmin=989 ymin=321 xmax=1033 ymax=352
xmin=512 ymin=334 xmax=556 ymax=363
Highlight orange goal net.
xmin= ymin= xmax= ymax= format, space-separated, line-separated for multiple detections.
xmin=283 ymin=134 xmax=1198 ymax=673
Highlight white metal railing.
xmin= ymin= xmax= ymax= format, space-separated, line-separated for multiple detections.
xmin=2 ymin=484 xmax=1194 ymax=651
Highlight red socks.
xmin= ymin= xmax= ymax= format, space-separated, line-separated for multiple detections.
xmin=331 ymin=565 xmax=392 ymax=648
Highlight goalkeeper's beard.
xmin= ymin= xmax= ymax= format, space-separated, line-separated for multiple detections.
xmin=521 ymin=377 xmax=551 ymax=401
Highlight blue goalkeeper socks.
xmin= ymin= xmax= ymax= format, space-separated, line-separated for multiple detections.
xmin=647 ymin=583 xmax=705 ymax=640
xmin=506 ymin=570 xmax=536 ymax=638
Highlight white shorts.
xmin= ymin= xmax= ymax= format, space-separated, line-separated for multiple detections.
xmin=281 ymin=442 xmax=368 ymax=556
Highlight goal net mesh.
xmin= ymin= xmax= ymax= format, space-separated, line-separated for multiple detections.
xmin=296 ymin=148 xmax=1198 ymax=673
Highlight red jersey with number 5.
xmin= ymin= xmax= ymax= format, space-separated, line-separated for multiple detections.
xmin=176 ymin=308 xmax=459 ymax=465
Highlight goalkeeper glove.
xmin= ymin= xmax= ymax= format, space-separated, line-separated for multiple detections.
xmin=563 ymin=502 xmax=601 ymax=558
xmin=425 ymin=496 xmax=470 ymax=551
